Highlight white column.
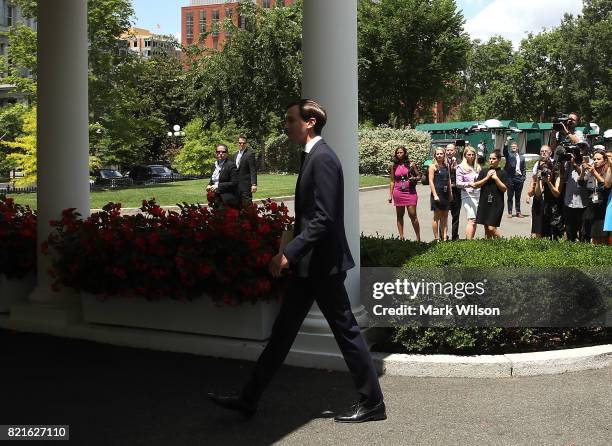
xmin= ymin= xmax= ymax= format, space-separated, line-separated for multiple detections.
xmin=24 ymin=0 xmax=90 ymax=308
xmin=292 ymin=0 xmax=367 ymax=362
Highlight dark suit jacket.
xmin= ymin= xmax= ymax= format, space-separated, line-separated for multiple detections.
xmin=503 ymin=145 xmax=526 ymax=180
xmin=235 ymin=148 xmax=258 ymax=195
xmin=209 ymin=159 xmax=239 ymax=208
xmin=283 ymin=139 xmax=355 ymax=278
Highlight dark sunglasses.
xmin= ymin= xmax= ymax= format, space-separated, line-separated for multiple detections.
xmin=216 ymin=150 xmax=227 ymax=154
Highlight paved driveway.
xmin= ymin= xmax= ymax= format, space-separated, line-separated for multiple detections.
xmin=1 ymin=329 xmax=610 ymax=446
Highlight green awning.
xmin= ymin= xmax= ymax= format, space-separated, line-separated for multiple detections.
xmin=517 ymin=122 xmax=540 ymax=130
xmin=416 ymin=121 xmax=479 ymax=132
xmin=538 ymin=123 xmax=553 ymax=130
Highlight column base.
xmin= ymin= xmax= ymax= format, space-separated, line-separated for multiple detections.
xmin=10 ymin=302 xmax=82 ymax=327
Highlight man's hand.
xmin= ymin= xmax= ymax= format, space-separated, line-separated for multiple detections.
xmin=251 ymin=185 xmax=257 ymax=193
xmin=268 ymin=253 xmax=289 ymax=278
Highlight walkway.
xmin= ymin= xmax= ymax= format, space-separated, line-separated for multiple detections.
xmin=2 ymin=329 xmax=610 ymax=445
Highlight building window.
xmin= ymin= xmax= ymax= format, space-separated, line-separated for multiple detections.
xmin=212 ymin=10 xmax=219 ymax=36
xmin=212 ymin=37 xmax=218 ymax=50
xmin=225 ymin=8 xmax=233 ymax=36
xmin=186 ymin=12 xmax=194 ymax=39
xmin=199 ymin=10 xmax=206 ymax=34
xmin=262 ymin=0 xmax=271 ymax=8
xmin=6 ymin=3 xmax=14 ymax=26
xmin=133 ymin=41 xmax=138 ymax=47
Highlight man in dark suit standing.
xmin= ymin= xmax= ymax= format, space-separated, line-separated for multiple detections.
xmin=235 ymin=134 xmax=258 ymax=207
xmin=208 ymin=99 xmax=386 ymax=423
xmin=206 ymin=144 xmax=239 ymax=209
xmin=503 ymin=139 xmax=526 ymax=218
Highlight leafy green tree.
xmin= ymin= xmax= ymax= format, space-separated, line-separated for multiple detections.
xmin=358 ymin=0 xmax=471 ymax=125
xmin=1 ymin=107 xmax=37 ymax=186
xmin=186 ymin=1 xmax=302 ymax=150
xmin=172 ymin=118 xmax=243 ymax=175
xmin=0 ymin=103 xmax=28 ymax=174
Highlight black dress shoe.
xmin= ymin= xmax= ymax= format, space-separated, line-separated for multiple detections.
xmin=334 ymin=400 xmax=386 ymax=423
xmin=207 ymin=391 xmax=257 ymax=418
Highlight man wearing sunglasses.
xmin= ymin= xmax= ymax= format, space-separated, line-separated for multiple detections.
xmin=235 ymin=134 xmax=258 ymax=207
xmin=206 ymin=144 xmax=239 ymax=208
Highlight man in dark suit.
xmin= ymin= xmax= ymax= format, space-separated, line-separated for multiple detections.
xmin=503 ymin=139 xmax=526 ymax=218
xmin=208 ymin=99 xmax=386 ymax=423
xmin=235 ymin=134 xmax=258 ymax=207
xmin=206 ymin=144 xmax=239 ymax=209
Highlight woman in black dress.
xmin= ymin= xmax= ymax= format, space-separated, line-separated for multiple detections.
xmin=472 ymin=150 xmax=508 ymax=238
xmin=428 ymin=147 xmax=452 ymax=241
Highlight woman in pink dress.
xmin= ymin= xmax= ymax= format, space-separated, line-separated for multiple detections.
xmin=388 ymin=146 xmax=421 ymax=241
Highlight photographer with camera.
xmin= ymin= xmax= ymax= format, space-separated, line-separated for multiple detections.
xmin=561 ymin=142 xmax=592 ymax=241
xmin=526 ymin=145 xmax=563 ymax=239
xmin=550 ymin=112 xmax=585 ymax=152
xmin=580 ymin=148 xmax=611 ymax=244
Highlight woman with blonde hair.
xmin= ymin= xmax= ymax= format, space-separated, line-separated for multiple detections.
xmin=428 ymin=147 xmax=452 ymax=241
xmin=455 ymin=146 xmax=481 ymax=239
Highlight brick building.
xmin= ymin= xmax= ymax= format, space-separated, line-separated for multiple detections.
xmin=181 ymin=0 xmax=292 ymax=50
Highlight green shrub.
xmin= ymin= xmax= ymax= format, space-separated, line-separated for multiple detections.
xmin=360 ymin=235 xmax=612 ymax=354
xmin=173 ymin=119 xmax=245 ymax=175
xmin=359 ymin=126 xmax=431 ymax=175
xmin=264 ymin=133 xmax=302 ymax=173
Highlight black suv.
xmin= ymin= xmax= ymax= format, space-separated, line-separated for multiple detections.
xmin=126 ymin=165 xmax=178 ymax=184
xmin=92 ymin=169 xmax=133 ymax=188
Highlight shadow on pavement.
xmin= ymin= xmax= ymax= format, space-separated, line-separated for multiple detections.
xmin=0 ymin=329 xmax=359 ymax=446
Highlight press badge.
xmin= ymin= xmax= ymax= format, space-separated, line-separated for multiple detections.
xmin=487 ymin=193 xmax=493 ymax=203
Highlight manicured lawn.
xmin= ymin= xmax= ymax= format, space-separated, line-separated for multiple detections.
xmin=7 ymin=174 xmax=387 ymax=209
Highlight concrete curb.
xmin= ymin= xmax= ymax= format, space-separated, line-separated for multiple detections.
xmin=92 ymin=184 xmax=389 ymax=212
xmin=372 ymin=344 xmax=612 ymax=378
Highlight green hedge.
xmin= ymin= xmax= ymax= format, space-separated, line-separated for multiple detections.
xmin=263 ymin=125 xmax=432 ymax=174
xmin=359 ymin=126 xmax=430 ymax=175
xmin=361 ymin=236 xmax=612 ymax=354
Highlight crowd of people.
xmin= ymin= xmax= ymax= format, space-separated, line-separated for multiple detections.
xmin=389 ymin=113 xmax=612 ymax=244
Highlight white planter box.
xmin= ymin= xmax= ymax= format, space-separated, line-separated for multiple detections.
xmin=81 ymin=293 xmax=281 ymax=341
xmin=0 ymin=274 xmax=36 ymax=313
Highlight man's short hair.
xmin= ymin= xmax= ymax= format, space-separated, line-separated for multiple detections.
xmin=287 ymin=99 xmax=327 ymax=135
xmin=511 ymin=141 xmax=518 ymax=146
xmin=216 ymin=144 xmax=227 ymax=151
xmin=238 ymin=134 xmax=247 ymax=141
xmin=569 ymin=111 xmax=580 ymax=121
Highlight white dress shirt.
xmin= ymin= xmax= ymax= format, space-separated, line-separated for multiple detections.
xmin=304 ymin=135 xmax=322 ymax=154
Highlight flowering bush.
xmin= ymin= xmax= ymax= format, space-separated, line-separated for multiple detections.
xmin=45 ymin=199 xmax=294 ymax=305
xmin=0 ymin=197 xmax=37 ymax=279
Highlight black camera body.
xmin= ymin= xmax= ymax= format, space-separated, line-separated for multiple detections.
xmin=552 ymin=113 xmax=570 ymax=131
xmin=538 ymin=166 xmax=552 ymax=180
xmin=556 ymin=142 xmax=590 ymax=164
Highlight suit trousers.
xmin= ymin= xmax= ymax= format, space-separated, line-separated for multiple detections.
xmin=239 ymin=190 xmax=253 ymax=208
xmin=242 ymin=272 xmax=383 ymax=406
xmin=507 ymin=177 xmax=525 ymax=214
xmin=450 ymin=186 xmax=461 ymax=240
